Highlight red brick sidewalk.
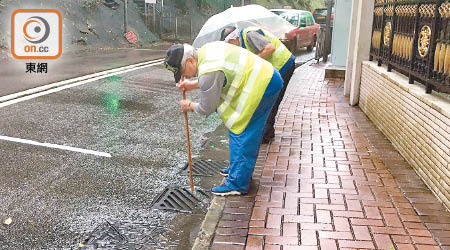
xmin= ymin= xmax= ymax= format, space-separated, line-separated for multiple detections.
xmin=210 ymin=62 xmax=450 ymax=250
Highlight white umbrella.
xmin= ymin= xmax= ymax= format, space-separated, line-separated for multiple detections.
xmin=193 ymin=4 xmax=296 ymax=48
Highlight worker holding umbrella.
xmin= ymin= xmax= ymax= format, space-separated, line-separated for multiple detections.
xmin=220 ymin=26 xmax=295 ymax=145
xmin=192 ymin=5 xmax=297 ymax=146
xmin=164 ymin=42 xmax=283 ymax=196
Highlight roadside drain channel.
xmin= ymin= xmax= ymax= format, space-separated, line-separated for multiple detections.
xmin=151 ymin=158 xmax=227 ymax=214
xmin=150 ymin=186 xmax=211 ymax=213
xmin=79 ymin=158 xmax=228 ymax=249
xmin=80 ymin=221 xmax=173 ymax=249
xmin=179 ymin=159 xmax=229 ymax=177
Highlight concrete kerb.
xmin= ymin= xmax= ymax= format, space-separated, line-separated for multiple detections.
xmin=191 ymin=195 xmax=226 ymax=250
xmin=298 ymin=58 xmax=317 ymax=71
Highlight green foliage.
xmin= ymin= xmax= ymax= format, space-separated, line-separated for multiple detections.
xmin=310 ymin=0 xmax=325 ymax=10
xmin=251 ymin=0 xmax=323 ymax=11
xmin=180 ymin=0 xmax=325 ymax=15
xmin=0 ymin=32 xmax=6 ymax=49
xmin=173 ymin=0 xmax=189 ymax=14
xmin=82 ymin=0 xmax=103 ymax=10
xmin=195 ymin=0 xmax=229 ymax=14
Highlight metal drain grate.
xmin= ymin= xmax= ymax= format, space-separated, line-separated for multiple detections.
xmin=150 ymin=186 xmax=210 ymax=213
xmin=80 ymin=221 xmax=169 ymax=249
xmin=179 ymin=159 xmax=228 ymax=177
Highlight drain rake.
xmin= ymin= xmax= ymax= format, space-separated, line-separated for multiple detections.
xmin=150 ymin=186 xmax=210 ymax=213
xmin=179 ymin=159 xmax=228 ymax=177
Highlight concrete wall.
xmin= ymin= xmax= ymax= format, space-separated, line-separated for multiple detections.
xmin=330 ymin=0 xmax=352 ymax=67
xmin=359 ymin=61 xmax=450 ymax=210
xmin=343 ymin=0 xmax=359 ymax=96
xmin=348 ymin=0 xmax=374 ymax=105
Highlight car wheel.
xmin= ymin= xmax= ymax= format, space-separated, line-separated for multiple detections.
xmin=307 ymin=35 xmax=316 ymax=51
xmin=290 ymin=38 xmax=297 ymax=53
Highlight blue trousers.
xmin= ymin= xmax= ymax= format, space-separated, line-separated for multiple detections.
xmin=263 ymin=55 xmax=296 ymax=139
xmin=224 ymin=69 xmax=283 ymax=192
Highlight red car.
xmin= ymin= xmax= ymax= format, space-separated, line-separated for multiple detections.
xmin=271 ymin=9 xmax=320 ymax=52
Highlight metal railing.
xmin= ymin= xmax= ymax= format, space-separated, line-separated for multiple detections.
xmin=143 ymin=11 xmax=196 ymax=41
xmin=139 ymin=0 xmax=245 ymax=42
xmin=370 ymin=0 xmax=450 ymax=94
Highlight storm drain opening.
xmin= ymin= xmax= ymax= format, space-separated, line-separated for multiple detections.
xmin=179 ymin=159 xmax=228 ymax=177
xmin=150 ymin=186 xmax=211 ymax=213
xmin=79 ymin=221 xmax=170 ymax=249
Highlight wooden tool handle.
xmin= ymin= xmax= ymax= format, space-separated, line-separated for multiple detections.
xmin=183 ymin=90 xmax=195 ymax=192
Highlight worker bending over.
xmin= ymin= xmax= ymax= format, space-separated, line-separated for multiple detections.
xmin=164 ymin=42 xmax=283 ymax=196
xmin=221 ymin=26 xmax=295 ymax=144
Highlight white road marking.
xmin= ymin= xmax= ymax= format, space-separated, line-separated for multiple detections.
xmin=0 ymin=58 xmax=165 ymax=103
xmin=0 ymin=58 xmax=165 ymax=157
xmin=0 ymin=60 xmax=164 ymax=108
xmin=0 ymin=135 xmax=111 ymax=157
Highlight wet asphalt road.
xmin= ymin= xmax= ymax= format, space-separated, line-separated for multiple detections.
xmin=0 ymin=48 xmax=314 ymax=249
xmin=295 ymin=47 xmax=316 ymax=66
xmin=0 ymin=46 xmax=169 ymax=97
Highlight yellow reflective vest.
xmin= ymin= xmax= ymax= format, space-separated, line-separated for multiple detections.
xmin=198 ymin=41 xmax=274 ymax=134
xmin=242 ymin=26 xmax=292 ymax=71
